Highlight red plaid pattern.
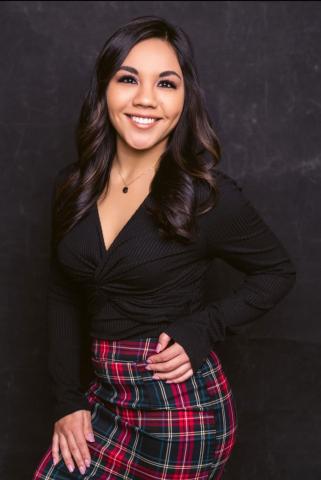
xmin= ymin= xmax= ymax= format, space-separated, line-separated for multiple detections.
xmin=33 ymin=337 xmax=238 ymax=479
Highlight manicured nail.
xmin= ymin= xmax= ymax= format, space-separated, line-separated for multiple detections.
xmin=146 ymin=358 xmax=152 ymax=363
xmin=166 ymin=380 xmax=173 ymax=383
xmin=67 ymin=464 xmax=74 ymax=472
xmin=153 ymin=374 xmax=160 ymax=379
xmin=88 ymin=433 xmax=95 ymax=442
xmin=85 ymin=458 xmax=91 ymax=467
xmin=145 ymin=365 xmax=151 ymax=370
xmin=156 ymin=343 xmax=162 ymax=353
xmin=79 ymin=465 xmax=86 ymax=474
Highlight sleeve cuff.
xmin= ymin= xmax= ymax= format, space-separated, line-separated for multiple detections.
xmin=163 ymin=309 xmax=225 ymax=374
xmin=52 ymin=394 xmax=91 ymax=424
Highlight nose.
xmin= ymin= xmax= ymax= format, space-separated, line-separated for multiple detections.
xmin=133 ymin=83 xmax=158 ymax=108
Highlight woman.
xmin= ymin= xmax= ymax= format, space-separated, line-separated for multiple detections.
xmin=33 ymin=15 xmax=296 ymax=479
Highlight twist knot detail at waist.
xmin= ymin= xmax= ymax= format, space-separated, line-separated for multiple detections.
xmin=85 ymin=288 xmax=203 ymax=324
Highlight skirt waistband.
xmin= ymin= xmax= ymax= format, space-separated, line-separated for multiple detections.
xmin=91 ymin=336 xmax=166 ymax=363
xmin=91 ymin=336 xmax=222 ymax=371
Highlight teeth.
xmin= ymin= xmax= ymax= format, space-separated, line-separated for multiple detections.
xmin=130 ymin=115 xmax=157 ymax=124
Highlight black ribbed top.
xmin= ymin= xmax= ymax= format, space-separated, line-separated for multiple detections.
xmin=47 ymin=163 xmax=296 ymax=423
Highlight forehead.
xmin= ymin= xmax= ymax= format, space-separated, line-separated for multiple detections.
xmin=121 ymin=38 xmax=182 ymax=75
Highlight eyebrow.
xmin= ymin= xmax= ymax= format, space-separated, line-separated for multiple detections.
xmin=116 ymin=65 xmax=182 ymax=80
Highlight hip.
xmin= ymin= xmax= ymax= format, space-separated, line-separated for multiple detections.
xmin=85 ymin=336 xmax=238 ymax=415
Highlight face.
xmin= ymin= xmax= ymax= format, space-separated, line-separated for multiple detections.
xmin=106 ymin=38 xmax=185 ymax=151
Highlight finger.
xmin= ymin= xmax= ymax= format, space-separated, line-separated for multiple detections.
xmin=65 ymin=431 xmax=88 ymax=475
xmin=51 ymin=431 xmax=60 ymax=466
xmin=147 ymin=353 xmax=189 ymax=373
xmin=74 ymin=427 xmax=92 ymax=468
xmin=166 ymin=368 xmax=194 ymax=383
xmin=83 ymin=411 xmax=95 ymax=443
xmin=147 ymin=343 xmax=185 ymax=364
xmin=153 ymin=362 xmax=191 ymax=380
xmin=156 ymin=332 xmax=171 ymax=352
xmin=59 ymin=433 xmax=75 ymax=474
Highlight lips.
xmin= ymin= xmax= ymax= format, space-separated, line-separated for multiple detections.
xmin=125 ymin=113 xmax=162 ymax=130
xmin=125 ymin=114 xmax=161 ymax=120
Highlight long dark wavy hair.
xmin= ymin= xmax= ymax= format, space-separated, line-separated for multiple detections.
xmin=52 ymin=15 xmax=221 ymax=251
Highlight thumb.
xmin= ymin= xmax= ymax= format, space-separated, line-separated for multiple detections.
xmin=83 ymin=410 xmax=95 ymax=442
xmin=156 ymin=332 xmax=171 ymax=353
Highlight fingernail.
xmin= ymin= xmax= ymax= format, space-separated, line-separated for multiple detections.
xmin=153 ymin=374 xmax=160 ymax=379
xmin=88 ymin=433 xmax=95 ymax=442
xmin=146 ymin=358 xmax=152 ymax=363
xmin=79 ymin=465 xmax=86 ymax=474
xmin=67 ymin=464 xmax=74 ymax=473
xmin=145 ymin=365 xmax=151 ymax=370
xmin=156 ymin=343 xmax=162 ymax=353
xmin=85 ymin=458 xmax=91 ymax=468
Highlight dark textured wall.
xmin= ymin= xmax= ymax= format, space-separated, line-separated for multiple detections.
xmin=1 ymin=1 xmax=320 ymax=479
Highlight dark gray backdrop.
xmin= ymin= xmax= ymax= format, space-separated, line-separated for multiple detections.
xmin=1 ymin=1 xmax=320 ymax=479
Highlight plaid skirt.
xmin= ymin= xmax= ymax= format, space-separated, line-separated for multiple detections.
xmin=33 ymin=336 xmax=238 ymax=479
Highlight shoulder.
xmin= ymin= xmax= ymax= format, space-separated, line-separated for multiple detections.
xmin=195 ymin=167 xmax=261 ymax=242
xmin=196 ymin=167 xmax=249 ymax=214
xmin=213 ymin=168 xmax=250 ymax=216
xmin=213 ymin=168 xmax=245 ymax=201
xmin=53 ymin=161 xmax=78 ymax=190
xmin=50 ymin=162 xmax=78 ymax=209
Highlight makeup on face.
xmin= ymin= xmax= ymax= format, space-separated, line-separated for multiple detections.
xmin=106 ymin=38 xmax=185 ymax=148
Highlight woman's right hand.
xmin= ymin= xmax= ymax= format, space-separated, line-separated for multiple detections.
xmin=51 ymin=409 xmax=95 ymax=474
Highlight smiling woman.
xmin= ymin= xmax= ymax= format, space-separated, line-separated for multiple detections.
xmin=32 ymin=13 xmax=296 ymax=480
xmin=105 ymin=38 xmax=185 ymax=153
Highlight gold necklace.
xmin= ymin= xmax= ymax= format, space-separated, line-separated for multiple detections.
xmin=115 ymin=157 xmax=159 ymax=193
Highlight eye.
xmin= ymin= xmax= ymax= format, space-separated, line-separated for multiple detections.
xmin=117 ymin=75 xmax=177 ymax=89
xmin=160 ymin=79 xmax=177 ymax=89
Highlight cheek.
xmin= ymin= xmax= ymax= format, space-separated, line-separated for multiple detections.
xmin=106 ymin=85 xmax=131 ymax=112
xmin=162 ymin=93 xmax=184 ymax=122
xmin=164 ymin=107 xmax=184 ymax=131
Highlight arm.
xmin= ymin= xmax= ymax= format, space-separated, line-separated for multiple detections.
xmin=165 ymin=170 xmax=297 ymax=373
xmin=47 ymin=167 xmax=91 ymax=424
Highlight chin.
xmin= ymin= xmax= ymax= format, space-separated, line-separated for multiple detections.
xmin=124 ymin=135 xmax=162 ymax=151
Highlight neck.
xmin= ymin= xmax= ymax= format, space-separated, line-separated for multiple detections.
xmin=114 ymin=136 xmax=167 ymax=176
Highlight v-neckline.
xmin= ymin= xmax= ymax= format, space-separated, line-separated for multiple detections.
xmin=95 ymin=191 xmax=151 ymax=254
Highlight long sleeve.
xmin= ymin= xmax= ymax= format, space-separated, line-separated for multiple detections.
xmin=47 ymin=169 xmax=91 ymax=423
xmin=164 ymin=170 xmax=297 ymax=374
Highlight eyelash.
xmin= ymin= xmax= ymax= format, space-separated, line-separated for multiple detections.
xmin=117 ymin=75 xmax=177 ymax=89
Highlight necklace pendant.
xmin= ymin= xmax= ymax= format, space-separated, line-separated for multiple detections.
xmin=122 ymin=186 xmax=128 ymax=193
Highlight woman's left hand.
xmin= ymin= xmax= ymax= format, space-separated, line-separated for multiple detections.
xmin=145 ymin=332 xmax=193 ymax=383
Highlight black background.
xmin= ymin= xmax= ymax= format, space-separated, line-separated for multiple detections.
xmin=1 ymin=2 xmax=320 ymax=479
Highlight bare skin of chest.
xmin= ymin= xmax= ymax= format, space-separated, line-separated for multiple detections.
xmin=97 ymin=169 xmax=153 ymax=251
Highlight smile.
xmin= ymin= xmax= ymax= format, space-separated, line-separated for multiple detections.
xmin=125 ymin=114 xmax=161 ymax=129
